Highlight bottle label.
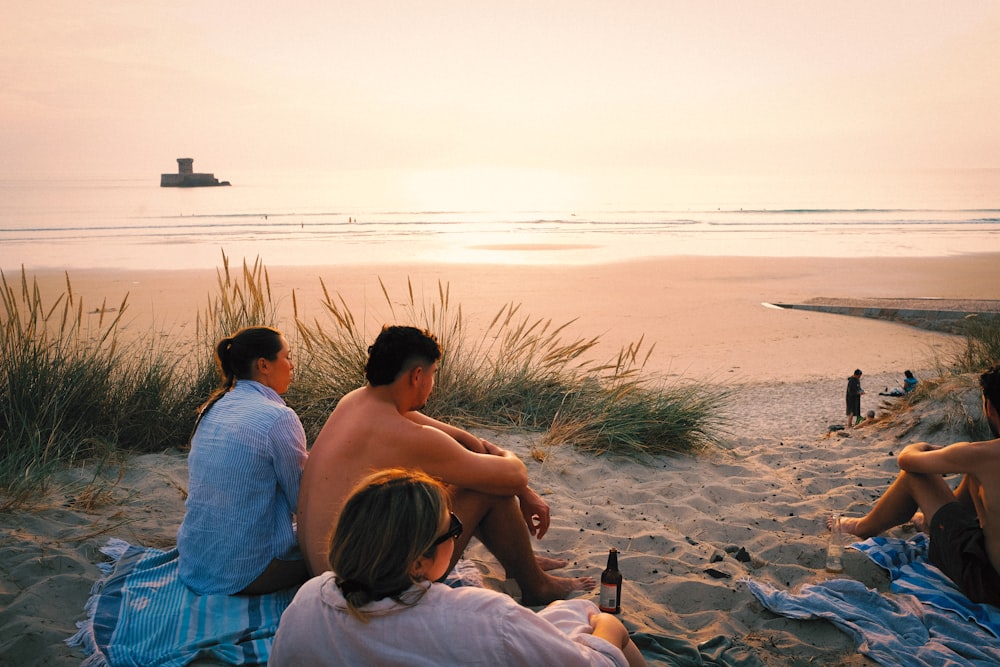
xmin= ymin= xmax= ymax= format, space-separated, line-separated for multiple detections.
xmin=825 ymin=543 xmax=844 ymax=573
xmin=599 ymin=583 xmax=618 ymax=611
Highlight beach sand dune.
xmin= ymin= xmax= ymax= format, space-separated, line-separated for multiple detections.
xmin=2 ymin=254 xmax=997 ymax=665
xmin=6 ymin=379 xmax=952 ymax=666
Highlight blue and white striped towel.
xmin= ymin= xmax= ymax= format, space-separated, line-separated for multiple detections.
xmin=853 ymin=533 xmax=1000 ymax=638
xmin=67 ymin=538 xmax=296 ymax=666
xmin=68 ymin=538 xmax=485 ymax=667
xmin=746 ymin=534 xmax=1000 ymax=667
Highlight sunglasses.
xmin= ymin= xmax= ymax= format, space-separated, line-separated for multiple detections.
xmin=431 ymin=512 xmax=463 ymax=547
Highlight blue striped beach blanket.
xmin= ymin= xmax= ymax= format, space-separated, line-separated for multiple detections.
xmin=67 ymin=538 xmax=297 ymax=667
xmin=68 ymin=538 xmax=486 ymax=667
xmin=746 ymin=534 xmax=1000 ymax=666
xmin=854 ymin=533 xmax=1000 ymax=637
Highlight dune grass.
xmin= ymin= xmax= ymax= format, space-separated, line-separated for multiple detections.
xmin=2 ymin=256 xmax=730 ymax=504
xmin=879 ymin=313 xmax=1000 ymax=443
xmin=954 ymin=313 xmax=1000 ymax=375
xmin=0 ymin=269 xmax=197 ymax=505
xmin=294 ymin=277 xmax=601 ymax=430
xmin=192 ymin=254 xmax=283 ymax=403
xmin=292 ymin=275 xmax=730 ymax=456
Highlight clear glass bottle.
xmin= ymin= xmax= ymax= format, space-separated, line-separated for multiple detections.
xmin=599 ymin=548 xmax=623 ymax=613
xmin=825 ymin=513 xmax=844 ymax=573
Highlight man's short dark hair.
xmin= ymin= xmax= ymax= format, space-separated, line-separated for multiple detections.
xmin=365 ymin=326 xmax=442 ymax=386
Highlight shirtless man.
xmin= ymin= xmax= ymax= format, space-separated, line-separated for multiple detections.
xmin=837 ymin=364 xmax=1000 ymax=606
xmin=297 ymin=325 xmax=594 ymax=606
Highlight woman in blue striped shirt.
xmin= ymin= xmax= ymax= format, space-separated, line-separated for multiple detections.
xmin=177 ymin=326 xmax=309 ymax=595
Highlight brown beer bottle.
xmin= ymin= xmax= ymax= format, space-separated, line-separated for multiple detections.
xmin=598 ymin=548 xmax=622 ymax=613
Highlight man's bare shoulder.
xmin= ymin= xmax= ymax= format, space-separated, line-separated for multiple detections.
xmin=312 ymin=387 xmax=458 ymax=457
xmin=968 ymin=437 xmax=1000 ymax=480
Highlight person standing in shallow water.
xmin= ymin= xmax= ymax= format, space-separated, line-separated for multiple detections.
xmin=177 ymin=326 xmax=308 ymax=595
xmin=845 ymin=369 xmax=865 ymax=429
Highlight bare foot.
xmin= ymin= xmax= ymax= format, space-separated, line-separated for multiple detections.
xmin=828 ymin=514 xmax=863 ymax=536
xmin=911 ymin=511 xmax=927 ymax=532
xmin=536 ymin=555 xmax=567 ymax=571
xmin=521 ymin=574 xmax=596 ymax=607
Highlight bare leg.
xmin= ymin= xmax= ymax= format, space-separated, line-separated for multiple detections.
xmin=449 ymin=487 xmax=595 ymax=606
xmin=836 ymin=471 xmax=958 ymax=538
xmin=238 ymin=557 xmax=308 ymax=595
xmin=592 ymin=613 xmax=649 ymax=667
xmin=623 ymin=638 xmax=650 ymax=667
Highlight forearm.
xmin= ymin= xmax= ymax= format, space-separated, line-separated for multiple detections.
xmin=444 ymin=425 xmax=487 ymax=452
xmin=897 ymin=442 xmax=941 ymax=472
xmin=409 ymin=412 xmax=487 ymax=453
xmin=446 ymin=449 xmax=529 ymax=495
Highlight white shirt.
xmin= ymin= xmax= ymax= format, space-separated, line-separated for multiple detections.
xmin=270 ymin=572 xmax=628 ymax=667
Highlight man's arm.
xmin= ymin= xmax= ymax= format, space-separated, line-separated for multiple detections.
xmin=412 ymin=425 xmax=530 ymax=496
xmin=405 ymin=410 xmax=552 ymax=537
xmin=897 ymin=439 xmax=1000 ymax=475
xmin=406 ymin=411 xmax=489 ymax=453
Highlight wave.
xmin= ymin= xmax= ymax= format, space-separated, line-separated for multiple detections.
xmin=3 ymin=213 xmax=999 ymax=239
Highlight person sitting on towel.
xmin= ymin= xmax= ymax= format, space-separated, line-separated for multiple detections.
xmin=271 ymin=468 xmax=648 ymax=667
xmin=835 ymin=365 xmax=1000 ymax=607
xmin=177 ymin=326 xmax=308 ymax=595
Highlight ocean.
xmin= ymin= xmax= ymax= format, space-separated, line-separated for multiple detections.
xmin=1 ymin=167 xmax=998 ymax=272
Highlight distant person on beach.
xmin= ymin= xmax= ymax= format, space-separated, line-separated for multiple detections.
xmin=177 ymin=326 xmax=308 ymax=595
xmin=846 ymin=369 xmax=865 ymax=429
xmin=297 ymin=325 xmax=594 ymax=606
xmin=272 ymin=469 xmax=647 ymax=667
xmin=881 ymin=370 xmax=919 ymax=397
xmin=834 ymin=365 xmax=1000 ymax=606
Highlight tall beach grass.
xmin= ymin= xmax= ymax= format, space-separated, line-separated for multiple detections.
xmin=292 ymin=276 xmax=730 ymax=456
xmin=880 ymin=312 xmax=1000 ymax=442
xmin=2 ymin=254 xmax=731 ymax=503
xmin=954 ymin=313 xmax=1000 ymax=375
xmin=0 ymin=269 xmax=198 ymax=506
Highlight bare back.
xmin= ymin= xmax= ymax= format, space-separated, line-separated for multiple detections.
xmin=297 ymin=385 xmax=526 ymax=575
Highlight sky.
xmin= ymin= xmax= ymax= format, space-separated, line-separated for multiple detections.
xmin=3 ymin=1 xmax=1000 ymax=188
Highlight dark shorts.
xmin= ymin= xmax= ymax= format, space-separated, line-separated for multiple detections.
xmin=928 ymin=502 xmax=1000 ymax=607
xmin=846 ymin=396 xmax=861 ymax=416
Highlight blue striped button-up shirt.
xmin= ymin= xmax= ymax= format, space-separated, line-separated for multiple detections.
xmin=178 ymin=380 xmax=307 ymax=595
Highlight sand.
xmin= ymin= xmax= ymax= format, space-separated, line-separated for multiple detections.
xmin=2 ymin=253 xmax=999 ymax=666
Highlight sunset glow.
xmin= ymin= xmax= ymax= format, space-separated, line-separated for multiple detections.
xmin=2 ymin=1 xmax=997 ymax=204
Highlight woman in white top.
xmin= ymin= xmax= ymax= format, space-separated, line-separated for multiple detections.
xmin=270 ymin=468 xmax=647 ymax=667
